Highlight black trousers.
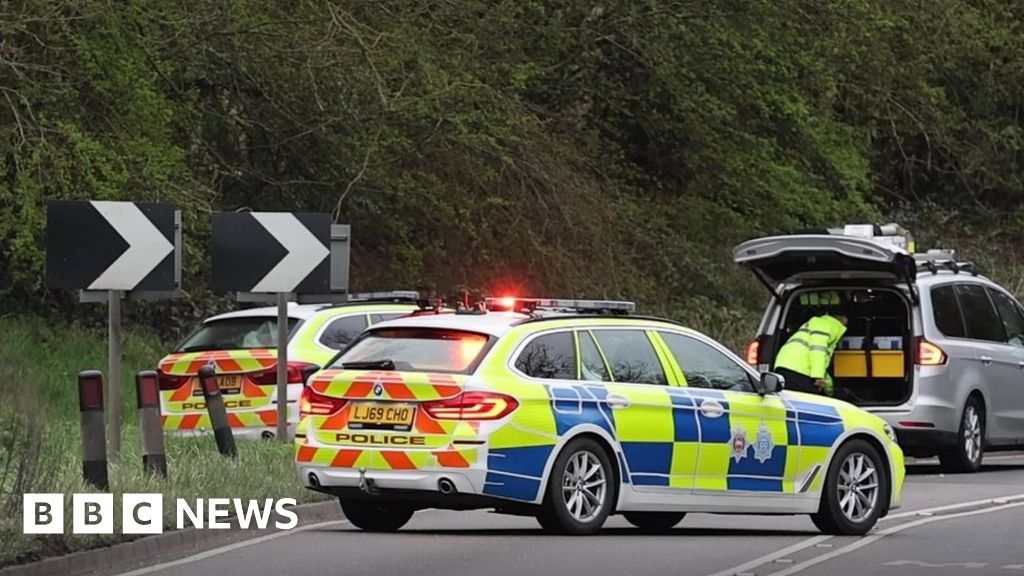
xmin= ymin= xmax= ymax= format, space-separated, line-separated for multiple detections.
xmin=774 ymin=367 xmax=819 ymax=394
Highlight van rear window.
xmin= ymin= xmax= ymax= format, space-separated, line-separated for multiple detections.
xmin=954 ymin=284 xmax=1005 ymax=342
xmin=331 ymin=328 xmax=492 ymax=374
xmin=931 ymin=286 xmax=966 ymax=338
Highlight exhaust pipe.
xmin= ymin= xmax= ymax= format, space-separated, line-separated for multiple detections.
xmin=438 ymin=478 xmax=457 ymax=495
xmin=308 ymin=472 xmax=320 ymax=488
xmin=261 ymin=431 xmax=275 ymax=440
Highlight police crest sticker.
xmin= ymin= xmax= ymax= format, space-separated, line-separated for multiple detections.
xmin=730 ymin=428 xmax=748 ymax=462
xmin=753 ymin=422 xmax=775 ymax=463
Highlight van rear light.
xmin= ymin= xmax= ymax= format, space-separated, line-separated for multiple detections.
xmin=249 ymin=362 xmax=320 ymax=385
xmin=299 ymin=386 xmax=347 ymax=416
xmin=422 ymin=392 xmax=519 ymax=420
xmin=157 ymin=370 xmax=190 ymax=390
xmin=745 ymin=337 xmax=763 ymax=366
xmin=915 ymin=338 xmax=947 ymax=366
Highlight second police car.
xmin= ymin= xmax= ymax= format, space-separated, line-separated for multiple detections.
xmin=295 ymin=298 xmax=904 ymax=535
xmin=157 ymin=292 xmax=420 ymax=438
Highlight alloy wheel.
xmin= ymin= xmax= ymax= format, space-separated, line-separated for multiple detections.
xmin=964 ymin=405 xmax=982 ymax=464
xmin=561 ymin=450 xmax=607 ymax=523
xmin=837 ymin=452 xmax=879 ymax=523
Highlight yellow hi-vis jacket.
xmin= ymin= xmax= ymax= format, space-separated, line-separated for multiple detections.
xmin=774 ymin=315 xmax=847 ymax=395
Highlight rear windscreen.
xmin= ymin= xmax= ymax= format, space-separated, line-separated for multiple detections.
xmin=330 ymin=328 xmax=491 ymax=374
xmin=176 ymin=317 xmax=300 ymax=352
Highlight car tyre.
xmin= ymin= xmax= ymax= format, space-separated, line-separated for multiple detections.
xmin=810 ymin=438 xmax=888 ymax=536
xmin=536 ymin=437 xmax=614 ymax=535
xmin=623 ymin=512 xmax=686 ymax=532
xmin=340 ymin=499 xmax=414 ymax=532
xmin=939 ymin=397 xmax=984 ymax=473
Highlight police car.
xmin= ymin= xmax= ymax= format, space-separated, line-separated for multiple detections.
xmin=157 ymin=292 xmax=420 ymax=438
xmin=295 ymin=298 xmax=904 ymax=535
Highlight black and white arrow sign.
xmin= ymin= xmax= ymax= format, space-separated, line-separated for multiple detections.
xmin=46 ymin=201 xmax=178 ymax=291
xmin=211 ymin=212 xmax=331 ymax=294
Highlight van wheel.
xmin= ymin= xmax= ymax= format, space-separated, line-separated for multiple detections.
xmin=810 ymin=439 xmax=888 ymax=535
xmin=340 ymin=499 xmax=414 ymax=532
xmin=536 ymin=437 xmax=614 ymax=535
xmin=623 ymin=512 xmax=686 ymax=532
xmin=939 ymin=397 xmax=984 ymax=473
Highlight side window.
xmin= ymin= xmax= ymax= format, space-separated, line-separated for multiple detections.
xmin=370 ymin=312 xmax=407 ymax=324
xmin=591 ymin=330 xmax=667 ymax=385
xmin=988 ymin=288 xmax=1024 ymax=347
xmin=954 ymin=284 xmax=1006 ymax=343
xmin=578 ymin=330 xmax=611 ymax=382
xmin=931 ymin=285 xmax=966 ymax=338
xmin=661 ymin=332 xmax=754 ymax=393
xmin=515 ymin=332 xmax=575 ymax=379
xmin=318 ymin=315 xmax=368 ymax=350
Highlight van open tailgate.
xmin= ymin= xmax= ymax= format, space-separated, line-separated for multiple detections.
xmin=733 ymin=235 xmax=916 ymax=293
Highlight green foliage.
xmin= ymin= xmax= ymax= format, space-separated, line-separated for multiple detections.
xmin=2 ymin=0 xmax=1024 ymax=337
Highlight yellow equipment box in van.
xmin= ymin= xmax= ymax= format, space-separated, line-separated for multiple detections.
xmin=834 ymin=350 xmax=905 ymax=379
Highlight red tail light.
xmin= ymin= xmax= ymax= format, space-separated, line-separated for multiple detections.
xmin=915 ymin=338 xmax=947 ymax=366
xmin=157 ymin=370 xmax=190 ymax=390
xmin=745 ymin=337 xmax=763 ymax=366
xmin=422 ymin=392 xmax=519 ymax=421
xmin=298 ymin=386 xmax=348 ymax=416
xmin=249 ymin=362 xmax=320 ymax=385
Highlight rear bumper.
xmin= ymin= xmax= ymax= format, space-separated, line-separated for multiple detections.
xmin=893 ymin=428 xmax=959 ymax=456
xmin=297 ymin=464 xmax=486 ymax=495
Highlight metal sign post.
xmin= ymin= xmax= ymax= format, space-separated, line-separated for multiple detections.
xmin=276 ymin=292 xmax=289 ymax=440
xmin=108 ymin=290 xmax=122 ymax=457
xmin=47 ymin=201 xmax=181 ymax=459
xmin=212 ymin=212 xmax=345 ymax=442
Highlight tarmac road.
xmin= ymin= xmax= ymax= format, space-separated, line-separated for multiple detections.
xmin=111 ymin=454 xmax=1024 ymax=576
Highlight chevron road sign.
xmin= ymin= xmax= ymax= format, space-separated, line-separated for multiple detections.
xmin=211 ymin=212 xmax=331 ymax=294
xmin=46 ymin=201 xmax=179 ymax=291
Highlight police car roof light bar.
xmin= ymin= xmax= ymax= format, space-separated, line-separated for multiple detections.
xmin=485 ymin=297 xmax=636 ymax=315
xmin=346 ymin=290 xmax=420 ymax=302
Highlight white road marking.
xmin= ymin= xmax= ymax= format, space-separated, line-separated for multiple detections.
xmin=883 ymin=560 xmax=988 ymax=569
xmin=705 ymin=492 xmax=1024 ymax=576
xmin=113 ymin=519 xmax=345 ymax=576
xmin=764 ymin=502 xmax=1024 ymax=576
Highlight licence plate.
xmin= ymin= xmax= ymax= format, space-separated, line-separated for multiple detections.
xmin=191 ymin=375 xmax=244 ymax=396
xmin=349 ymin=402 xmax=417 ymax=430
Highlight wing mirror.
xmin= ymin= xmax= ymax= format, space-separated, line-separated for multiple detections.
xmin=756 ymin=371 xmax=785 ymax=396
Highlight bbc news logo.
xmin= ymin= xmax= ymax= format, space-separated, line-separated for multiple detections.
xmin=23 ymin=494 xmax=298 ymax=534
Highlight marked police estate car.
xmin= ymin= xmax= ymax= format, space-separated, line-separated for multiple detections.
xmin=295 ymin=298 xmax=904 ymax=535
xmin=157 ymin=292 xmax=419 ymax=438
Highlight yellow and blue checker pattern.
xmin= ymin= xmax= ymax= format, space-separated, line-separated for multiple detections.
xmin=473 ymin=383 xmax=853 ymax=503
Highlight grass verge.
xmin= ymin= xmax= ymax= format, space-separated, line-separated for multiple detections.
xmin=0 ymin=316 xmax=325 ymax=568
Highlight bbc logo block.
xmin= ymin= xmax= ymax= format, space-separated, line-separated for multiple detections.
xmin=24 ymin=493 xmax=163 ymax=535
xmin=23 ymin=494 xmax=297 ymax=534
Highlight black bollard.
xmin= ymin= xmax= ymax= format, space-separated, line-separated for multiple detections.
xmin=136 ymin=371 xmax=168 ymax=477
xmin=78 ymin=370 xmax=109 ymax=490
xmin=198 ymin=365 xmax=237 ymax=458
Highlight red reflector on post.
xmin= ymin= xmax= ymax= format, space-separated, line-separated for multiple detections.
xmin=78 ymin=370 xmax=105 ymax=411
xmin=198 ymin=365 xmax=220 ymax=396
xmin=136 ymin=371 xmax=160 ymax=409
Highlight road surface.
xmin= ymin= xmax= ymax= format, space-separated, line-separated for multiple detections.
xmin=109 ymin=454 xmax=1024 ymax=576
